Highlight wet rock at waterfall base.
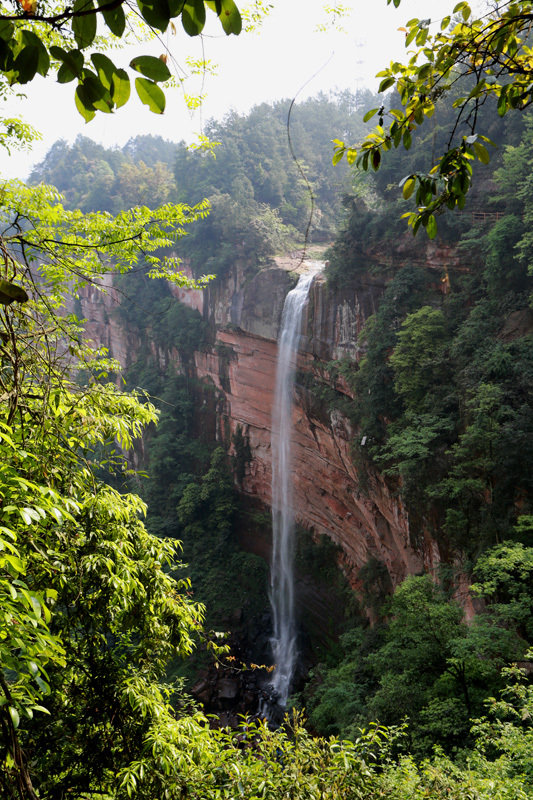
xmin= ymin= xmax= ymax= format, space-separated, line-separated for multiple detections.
xmin=189 ymin=662 xmax=267 ymax=727
xmin=218 ymin=677 xmax=240 ymax=702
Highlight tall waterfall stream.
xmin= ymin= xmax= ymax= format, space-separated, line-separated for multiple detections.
xmin=268 ymin=264 xmax=322 ymax=714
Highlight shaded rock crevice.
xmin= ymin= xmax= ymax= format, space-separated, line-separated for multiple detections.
xmin=77 ymin=258 xmax=438 ymax=600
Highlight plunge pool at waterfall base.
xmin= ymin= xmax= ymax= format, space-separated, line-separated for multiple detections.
xmin=188 ymin=604 xmax=312 ymax=729
xmin=186 ymin=534 xmax=355 ymax=732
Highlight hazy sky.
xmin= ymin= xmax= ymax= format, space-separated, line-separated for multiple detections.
xmin=2 ymin=0 xmax=460 ymax=180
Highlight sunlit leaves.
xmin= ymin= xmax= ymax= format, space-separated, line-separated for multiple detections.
xmin=206 ymin=0 xmax=242 ymax=33
xmin=473 ymin=141 xmax=490 ymax=164
xmin=335 ymin=1 xmax=533 ymax=236
xmin=56 ymin=51 xmax=133 ymax=118
xmin=240 ymin=0 xmax=271 ymax=32
xmin=100 ymin=0 xmax=126 ymax=36
xmin=425 ymin=213 xmax=437 ymax=239
xmin=135 ymin=77 xmax=166 ymax=113
xmin=130 ymin=54 xmax=171 ymax=82
xmin=75 ymin=84 xmax=96 ymax=121
xmin=72 ymin=0 xmax=97 ymax=49
xmin=0 ymin=0 xmax=242 ymax=122
xmin=75 ymin=68 xmax=113 ymax=120
xmin=401 ymin=176 xmax=415 ymax=200
xmin=453 ymin=1 xmax=471 ymax=21
xmin=51 ymin=46 xmax=83 ymax=83
xmin=363 ymin=107 xmax=379 ymax=123
xmin=93 ymin=53 xmax=130 ymax=106
xmin=0 ymin=178 xmax=212 ymax=790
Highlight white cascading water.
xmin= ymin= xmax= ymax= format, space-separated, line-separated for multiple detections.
xmin=269 ymin=264 xmax=321 ymax=709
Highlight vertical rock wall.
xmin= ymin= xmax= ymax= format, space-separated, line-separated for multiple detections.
xmin=79 ymin=257 xmax=442 ymax=592
xmin=188 ymin=262 xmax=432 ymax=589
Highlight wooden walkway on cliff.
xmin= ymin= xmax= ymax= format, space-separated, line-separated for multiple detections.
xmin=470 ymin=210 xmax=505 ymax=224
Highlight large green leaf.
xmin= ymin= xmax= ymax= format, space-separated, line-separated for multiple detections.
xmin=130 ymin=55 xmax=171 ymax=82
xmin=75 ymin=71 xmax=112 ymax=121
xmin=75 ymin=85 xmax=95 ymax=120
xmin=135 ymin=77 xmax=165 ymax=113
xmin=111 ymin=68 xmax=130 ymax=107
xmin=90 ymin=54 xmax=131 ymax=107
xmin=72 ymin=0 xmax=97 ymax=49
xmin=0 ymin=280 xmax=29 ymax=304
xmin=51 ymin=46 xmax=84 ymax=83
xmin=79 ymin=71 xmax=113 ymax=112
xmin=91 ymin=52 xmax=118 ymax=89
xmin=206 ymin=0 xmax=241 ymax=34
xmin=8 ymin=706 xmax=20 ymax=729
xmin=136 ymin=0 xmax=171 ymax=32
xmin=473 ymin=141 xmax=490 ymax=165
xmin=181 ymin=0 xmax=206 ymax=35
xmin=12 ymin=45 xmax=39 ymax=84
xmin=168 ymin=0 xmax=185 ymax=15
xmin=425 ymin=214 xmax=437 ymax=239
xmin=21 ymin=30 xmax=50 ymax=76
xmin=101 ymin=2 xmax=126 ymax=36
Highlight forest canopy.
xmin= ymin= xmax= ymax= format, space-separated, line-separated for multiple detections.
xmin=2 ymin=0 xmax=533 ymax=797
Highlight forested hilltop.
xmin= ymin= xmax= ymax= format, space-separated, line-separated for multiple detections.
xmin=297 ymin=83 xmax=533 ymax=753
xmin=30 ymin=91 xmax=371 ymax=246
xmin=1 ymin=44 xmax=533 ymax=797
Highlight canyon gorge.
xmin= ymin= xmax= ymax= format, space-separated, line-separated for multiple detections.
xmin=78 ymin=246 xmax=457 ymax=605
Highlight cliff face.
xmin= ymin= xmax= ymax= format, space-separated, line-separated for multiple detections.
xmin=175 ymin=258 xmax=434 ymax=590
xmin=80 ymin=257 xmax=441 ymax=591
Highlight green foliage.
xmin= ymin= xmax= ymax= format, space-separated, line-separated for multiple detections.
xmin=300 ymin=626 xmax=383 ymax=740
xmin=29 ymin=94 xmax=375 ymax=281
xmin=326 ymin=103 xmax=533 ymax=553
xmin=1 ymin=178 xmax=210 ymax=295
xmin=472 ymin=653 xmax=533 ymax=793
xmin=30 ymin=135 xmax=182 ymax=213
xmin=349 ymin=265 xmax=430 ymax=448
xmin=389 ymin=306 xmax=447 ymax=409
xmin=176 ymin=447 xmax=268 ymax=628
xmin=0 ymin=178 xmax=211 ymax=796
xmin=372 ymin=747 xmax=530 ymax=800
xmin=173 ymin=92 xmax=375 ymax=241
xmin=472 ymin=542 xmax=533 ymax=641
xmin=378 ymin=412 xmax=454 ymax=485
xmin=109 ymin=268 xmax=268 ymax=634
xmin=335 ymin=1 xmax=533 ymax=235
xmin=115 ymin=710 xmax=381 ymax=800
xmin=365 ymin=576 xmax=473 ymax=752
xmin=180 ymin=192 xmax=294 ymax=278
xmin=304 ymin=565 xmax=533 ymax=760
xmin=431 ymin=383 xmax=505 ymax=547
xmin=0 ymin=97 xmax=41 ymax=153
xmin=305 ymin=99 xmax=533 ymax=766
xmin=0 ymin=0 xmax=241 ymax=128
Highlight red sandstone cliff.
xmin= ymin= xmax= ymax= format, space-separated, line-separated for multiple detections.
xmin=171 ymin=260 xmax=433 ymax=589
xmin=78 ymin=256 xmax=445 ymax=592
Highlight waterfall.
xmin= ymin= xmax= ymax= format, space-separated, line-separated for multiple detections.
xmin=268 ymin=264 xmax=321 ymax=710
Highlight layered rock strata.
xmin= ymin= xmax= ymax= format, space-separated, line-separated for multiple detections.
xmin=181 ymin=259 xmax=430 ymax=590
xmin=80 ymin=257 xmax=440 ymax=591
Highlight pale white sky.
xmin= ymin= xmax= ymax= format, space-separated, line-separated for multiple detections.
xmin=1 ymin=0 xmax=462 ymax=180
